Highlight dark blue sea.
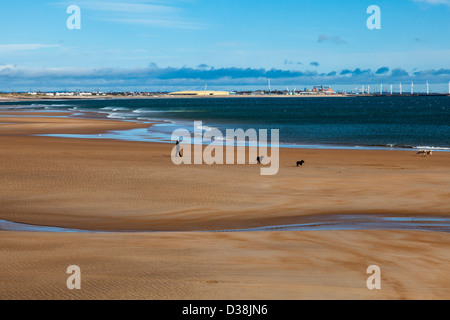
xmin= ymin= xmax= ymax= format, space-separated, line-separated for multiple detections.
xmin=1 ymin=96 xmax=449 ymax=150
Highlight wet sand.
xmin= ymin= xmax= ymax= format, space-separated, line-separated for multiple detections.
xmin=0 ymin=113 xmax=449 ymax=299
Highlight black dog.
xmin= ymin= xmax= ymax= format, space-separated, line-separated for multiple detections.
xmin=296 ymin=160 xmax=305 ymax=167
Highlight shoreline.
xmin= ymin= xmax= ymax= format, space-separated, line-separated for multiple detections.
xmin=1 ymin=105 xmax=449 ymax=152
xmin=0 ymin=94 xmax=351 ymax=101
xmin=2 ymin=214 xmax=450 ymax=234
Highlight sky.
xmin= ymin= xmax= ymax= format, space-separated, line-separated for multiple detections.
xmin=0 ymin=0 xmax=449 ymax=92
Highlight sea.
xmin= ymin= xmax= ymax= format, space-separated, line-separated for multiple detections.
xmin=1 ymin=96 xmax=449 ymax=151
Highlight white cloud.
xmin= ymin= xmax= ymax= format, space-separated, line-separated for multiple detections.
xmin=78 ymin=1 xmax=178 ymax=14
xmin=103 ymin=17 xmax=204 ymax=29
xmin=413 ymin=0 xmax=450 ymax=5
xmin=56 ymin=0 xmax=204 ymax=29
xmin=0 ymin=64 xmax=15 ymax=72
xmin=0 ymin=44 xmax=60 ymax=53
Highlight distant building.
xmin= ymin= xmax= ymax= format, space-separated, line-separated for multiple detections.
xmin=311 ymin=86 xmax=335 ymax=94
xmin=169 ymin=91 xmax=230 ymax=96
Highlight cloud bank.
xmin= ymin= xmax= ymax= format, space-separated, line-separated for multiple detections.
xmin=1 ymin=64 xmax=449 ymax=91
xmin=318 ymin=35 xmax=347 ymax=45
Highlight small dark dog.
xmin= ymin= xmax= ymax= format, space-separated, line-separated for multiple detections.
xmin=296 ymin=160 xmax=305 ymax=167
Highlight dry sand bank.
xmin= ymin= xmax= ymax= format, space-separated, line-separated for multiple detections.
xmin=0 ymin=230 xmax=448 ymax=300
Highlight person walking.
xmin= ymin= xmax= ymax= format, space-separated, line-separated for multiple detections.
xmin=176 ymin=141 xmax=182 ymax=157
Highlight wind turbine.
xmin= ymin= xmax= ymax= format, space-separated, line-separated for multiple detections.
xmin=286 ymin=86 xmax=291 ymax=95
xmin=399 ymin=82 xmax=402 ymax=95
xmin=426 ymin=81 xmax=429 ymax=95
xmin=411 ymin=82 xmax=414 ymax=95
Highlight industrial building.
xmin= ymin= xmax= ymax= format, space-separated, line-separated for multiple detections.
xmin=169 ymin=91 xmax=230 ymax=96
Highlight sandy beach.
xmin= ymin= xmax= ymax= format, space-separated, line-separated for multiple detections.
xmin=0 ymin=112 xmax=449 ymax=300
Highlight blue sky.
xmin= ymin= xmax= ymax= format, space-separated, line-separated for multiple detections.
xmin=0 ymin=0 xmax=449 ymax=91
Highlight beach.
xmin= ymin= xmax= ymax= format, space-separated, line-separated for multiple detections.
xmin=0 ymin=111 xmax=449 ymax=300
